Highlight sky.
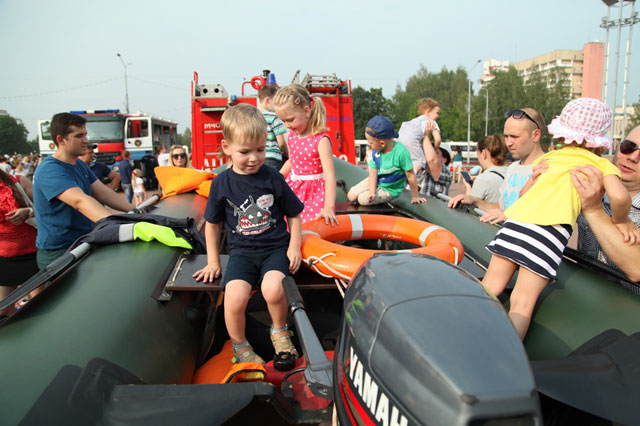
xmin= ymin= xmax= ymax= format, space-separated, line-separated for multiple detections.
xmin=1 ymin=0 xmax=638 ymax=140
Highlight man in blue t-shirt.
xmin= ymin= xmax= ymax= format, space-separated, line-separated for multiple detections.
xmin=33 ymin=113 xmax=135 ymax=268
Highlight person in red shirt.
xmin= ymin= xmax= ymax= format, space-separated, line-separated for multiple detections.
xmin=0 ymin=169 xmax=37 ymax=314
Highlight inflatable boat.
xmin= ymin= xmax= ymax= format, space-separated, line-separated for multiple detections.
xmin=1 ymin=159 xmax=638 ymax=425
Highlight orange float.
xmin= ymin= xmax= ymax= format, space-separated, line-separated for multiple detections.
xmin=301 ymin=214 xmax=464 ymax=280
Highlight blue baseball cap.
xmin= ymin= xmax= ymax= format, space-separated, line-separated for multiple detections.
xmin=365 ymin=116 xmax=398 ymax=139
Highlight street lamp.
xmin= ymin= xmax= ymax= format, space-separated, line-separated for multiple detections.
xmin=484 ymin=87 xmax=489 ymax=136
xmin=467 ymin=59 xmax=481 ymax=163
xmin=116 ymin=53 xmax=130 ymax=114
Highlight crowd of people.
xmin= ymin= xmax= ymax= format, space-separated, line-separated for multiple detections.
xmin=1 ymin=84 xmax=639 ymax=351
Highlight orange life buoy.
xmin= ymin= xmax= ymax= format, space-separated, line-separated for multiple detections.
xmin=301 ymin=214 xmax=464 ymax=280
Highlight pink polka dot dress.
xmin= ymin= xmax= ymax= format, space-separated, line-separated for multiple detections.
xmin=285 ymin=131 xmax=331 ymax=223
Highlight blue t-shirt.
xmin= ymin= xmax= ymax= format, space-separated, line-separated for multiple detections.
xmin=204 ymin=165 xmax=304 ymax=254
xmin=262 ymin=110 xmax=287 ymax=161
xmin=33 ymin=156 xmax=97 ymax=250
xmin=119 ymin=159 xmax=133 ymax=185
xmin=90 ymin=161 xmax=112 ymax=182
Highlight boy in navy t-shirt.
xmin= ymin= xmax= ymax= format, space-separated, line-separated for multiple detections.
xmin=194 ymin=103 xmax=304 ymax=365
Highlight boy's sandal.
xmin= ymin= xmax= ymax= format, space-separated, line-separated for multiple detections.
xmin=233 ymin=345 xmax=265 ymax=365
xmin=270 ymin=330 xmax=299 ymax=357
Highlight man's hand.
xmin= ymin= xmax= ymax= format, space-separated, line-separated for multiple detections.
xmin=424 ymin=120 xmax=435 ymax=137
xmin=447 ymin=194 xmax=469 ymax=209
xmin=287 ymin=246 xmax=302 ymax=274
xmin=570 ymin=165 xmax=605 ymax=214
xmin=480 ymin=208 xmax=507 ymax=224
xmin=410 ymin=195 xmax=426 ymax=204
xmin=193 ymin=262 xmax=221 ymax=283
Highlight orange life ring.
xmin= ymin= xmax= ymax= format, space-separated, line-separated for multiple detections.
xmin=301 ymin=214 xmax=464 ymax=280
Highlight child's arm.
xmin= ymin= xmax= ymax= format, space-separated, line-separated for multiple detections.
xmin=279 ymin=159 xmax=291 ymax=177
xmin=405 ymin=169 xmax=426 ymax=204
xmin=287 ymin=215 xmax=302 ymax=274
xmin=423 ymin=124 xmax=443 ymax=180
xmin=367 ymin=166 xmax=377 ymax=203
xmin=602 ymin=174 xmax=640 ymax=244
xmin=192 ymin=221 xmax=223 ymax=282
xmin=276 ymin=133 xmax=289 ymax=159
xmin=317 ymin=137 xmax=339 ymax=226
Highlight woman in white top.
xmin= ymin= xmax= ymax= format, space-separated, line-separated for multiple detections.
xmin=447 ymin=134 xmax=509 ymax=208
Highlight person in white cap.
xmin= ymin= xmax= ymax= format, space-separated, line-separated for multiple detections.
xmin=482 ymin=97 xmax=640 ymax=340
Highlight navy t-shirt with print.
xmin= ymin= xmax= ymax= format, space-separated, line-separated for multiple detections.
xmin=204 ymin=165 xmax=304 ymax=254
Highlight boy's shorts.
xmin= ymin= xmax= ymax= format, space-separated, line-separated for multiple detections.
xmin=349 ymin=178 xmax=394 ymax=205
xmin=221 ymin=248 xmax=290 ymax=289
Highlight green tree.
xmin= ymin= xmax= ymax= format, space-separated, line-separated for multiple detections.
xmin=0 ymin=115 xmax=31 ymax=155
xmin=626 ymin=99 xmax=640 ymax=133
xmin=524 ymin=69 xmax=570 ymax=148
xmin=179 ymin=127 xmax=192 ymax=148
xmin=352 ymin=86 xmax=392 ymax=139
xmin=392 ymin=65 xmax=472 ymax=140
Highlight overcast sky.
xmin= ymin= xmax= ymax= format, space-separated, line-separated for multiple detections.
xmin=1 ymin=0 xmax=637 ymax=139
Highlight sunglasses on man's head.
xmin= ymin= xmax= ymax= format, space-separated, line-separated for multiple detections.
xmin=619 ymin=139 xmax=640 ymax=155
xmin=172 ymin=153 xmax=187 ymax=159
xmin=505 ymin=109 xmax=540 ymax=130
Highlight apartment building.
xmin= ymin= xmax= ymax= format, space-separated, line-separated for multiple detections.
xmin=513 ymin=42 xmax=605 ymax=99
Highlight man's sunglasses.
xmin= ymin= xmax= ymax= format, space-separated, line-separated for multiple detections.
xmin=505 ymin=109 xmax=540 ymax=129
xmin=172 ymin=153 xmax=187 ymax=159
xmin=619 ymin=139 xmax=640 ymax=155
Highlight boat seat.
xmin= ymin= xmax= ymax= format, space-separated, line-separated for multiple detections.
xmin=164 ymin=254 xmax=336 ymax=293
xmin=335 ymin=201 xmax=397 ymax=215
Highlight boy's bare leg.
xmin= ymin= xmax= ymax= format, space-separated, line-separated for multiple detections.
xmin=508 ymin=268 xmax=549 ymax=340
xmin=224 ymin=280 xmax=253 ymax=344
xmin=261 ymin=270 xmax=287 ymax=330
xmin=482 ymin=254 xmax=517 ymax=297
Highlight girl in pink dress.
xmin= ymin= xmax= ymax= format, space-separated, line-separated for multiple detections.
xmin=273 ymin=84 xmax=338 ymax=225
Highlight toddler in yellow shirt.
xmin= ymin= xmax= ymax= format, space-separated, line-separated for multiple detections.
xmin=483 ymin=97 xmax=640 ymax=340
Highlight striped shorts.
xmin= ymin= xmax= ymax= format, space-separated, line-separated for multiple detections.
xmin=486 ymin=219 xmax=572 ymax=279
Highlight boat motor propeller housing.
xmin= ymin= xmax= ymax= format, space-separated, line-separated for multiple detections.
xmin=334 ymin=253 xmax=542 ymax=425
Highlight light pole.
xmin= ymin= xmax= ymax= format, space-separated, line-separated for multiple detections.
xmin=467 ymin=59 xmax=481 ymax=163
xmin=484 ymin=87 xmax=489 ymax=136
xmin=116 ymin=53 xmax=130 ymax=114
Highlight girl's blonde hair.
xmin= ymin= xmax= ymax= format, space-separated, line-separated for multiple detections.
xmin=132 ymin=168 xmax=142 ymax=177
xmin=273 ymin=84 xmax=327 ymax=135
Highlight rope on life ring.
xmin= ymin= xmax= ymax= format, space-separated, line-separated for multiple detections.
xmin=301 ymin=214 xmax=464 ymax=281
xmin=250 ymin=76 xmax=266 ymax=91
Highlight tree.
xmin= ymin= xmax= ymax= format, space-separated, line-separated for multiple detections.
xmin=179 ymin=127 xmax=192 ymax=148
xmin=0 ymin=115 xmax=31 ymax=155
xmin=392 ymin=65 xmax=472 ymax=140
xmin=352 ymin=87 xmax=393 ymax=139
xmin=626 ymin=99 xmax=640 ymax=133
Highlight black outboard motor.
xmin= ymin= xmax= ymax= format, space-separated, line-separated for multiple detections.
xmin=334 ymin=253 xmax=542 ymax=425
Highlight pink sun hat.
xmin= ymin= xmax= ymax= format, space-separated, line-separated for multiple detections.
xmin=547 ymin=97 xmax=613 ymax=149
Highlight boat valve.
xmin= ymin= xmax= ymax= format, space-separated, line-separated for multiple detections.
xmin=273 ymin=351 xmax=296 ymax=371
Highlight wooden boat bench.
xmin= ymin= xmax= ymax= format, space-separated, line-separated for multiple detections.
xmin=162 ymin=253 xmax=337 ymax=300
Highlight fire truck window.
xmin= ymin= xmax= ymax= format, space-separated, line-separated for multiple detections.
xmin=128 ymin=120 xmax=142 ymax=138
xmin=140 ymin=120 xmax=149 ymax=137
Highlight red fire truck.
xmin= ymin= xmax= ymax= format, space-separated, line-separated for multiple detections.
xmin=190 ymin=70 xmax=356 ymax=170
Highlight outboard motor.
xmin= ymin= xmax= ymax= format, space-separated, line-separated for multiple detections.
xmin=333 ymin=253 xmax=542 ymax=425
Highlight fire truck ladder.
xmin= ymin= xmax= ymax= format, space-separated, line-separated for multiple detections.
xmin=300 ymin=73 xmax=343 ymax=90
